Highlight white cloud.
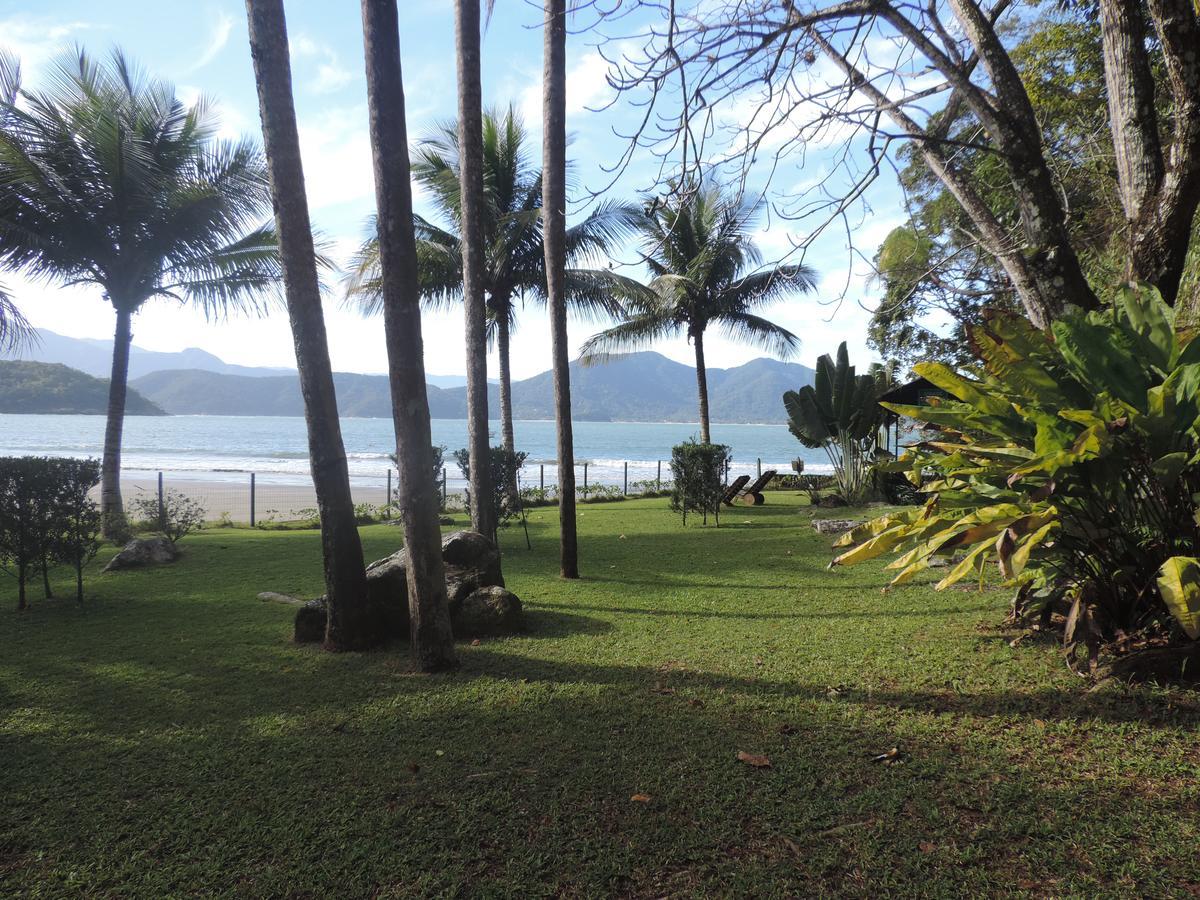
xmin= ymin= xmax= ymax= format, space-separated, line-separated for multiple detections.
xmin=291 ymin=34 xmax=354 ymax=95
xmin=189 ymin=11 xmax=234 ymax=72
xmin=518 ymin=48 xmax=623 ymax=125
xmin=0 ymin=16 xmax=98 ymax=78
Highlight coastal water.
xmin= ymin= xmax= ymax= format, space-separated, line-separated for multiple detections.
xmin=0 ymin=414 xmax=827 ymax=490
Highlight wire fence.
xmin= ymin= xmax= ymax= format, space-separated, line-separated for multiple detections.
xmin=111 ymin=456 xmax=794 ymax=527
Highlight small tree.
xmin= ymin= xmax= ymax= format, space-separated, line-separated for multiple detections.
xmin=0 ymin=457 xmax=49 ymax=609
xmin=783 ymin=343 xmax=888 ymax=506
xmin=454 ymin=446 xmax=527 ymax=542
xmin=50 ymin=459 xmax=102 ymax=603
xmin=130 ymin=489 xmax=206 ymax=543
xmin=390 ymin=445 xmax=446 ymax=513
xmin=669 ymin=440 xmax=731 ymax=526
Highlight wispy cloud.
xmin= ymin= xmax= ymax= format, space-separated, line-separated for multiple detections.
xmin=0 ymin=16 xmax=98 ymax=76
xmin=189 ymin=11 xmax=235 ymax=72
xmin=291 ymin=34 xmax=353 ymax=95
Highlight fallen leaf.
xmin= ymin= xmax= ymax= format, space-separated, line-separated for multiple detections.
xmin=687 ymin=698 xmax=705 ymax=708
xmin=871 ymin=747 xmax=903 ymax=764
xmin=619 ymin=534 xmax=627 ymax=540
xmin=919 ymin=841 xmax=936 ymax=853
xmin=737 ymin=750 xmax=772 ymax=768
xmin=630 ymin=793 xmax=651 ymax=803
xmin=1033 ymin=718 xmax=1047 ymax=729
xmin=435 ymin=749 xmax=445 ymax=757
xmin=470 ymin=639 xmax=481 ymax=646
xmin=650 ymin=682 xmax=676 ymax=695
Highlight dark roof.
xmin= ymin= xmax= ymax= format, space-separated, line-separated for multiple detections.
xmin=877 ymin=376 xmax=947 ymax=408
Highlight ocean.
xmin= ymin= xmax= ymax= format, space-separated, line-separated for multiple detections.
xmin=0 ymin=414 xmax=828 ymax=491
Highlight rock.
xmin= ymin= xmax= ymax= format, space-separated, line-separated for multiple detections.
xmin=294 ymin=599 xmax=327 ymax=643
xmin=441 ymin=530 xmax=504 ymax=587
xmin=452 ymin=585 xmax=523 ymax=638
xmin=291 ymin=529 xmax=520 ymax=643
xmin=812 ymin=519 xmax=858 ymax=535
xmin=102 ymin=536 xmax=180 ymax=572
xmin=258 ymin=591 xmax=305 ymax=606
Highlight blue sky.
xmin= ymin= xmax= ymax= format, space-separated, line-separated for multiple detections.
xmin=0 ymin=1 xmax=908 ymax=379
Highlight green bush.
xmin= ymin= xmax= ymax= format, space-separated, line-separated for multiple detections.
xmin=454 ymin=446 xmax=528 ymax=537
xmin=130 ymin=488 xmax=206 ymax=543
xmin=0 ymin=456 xmax=101 ymax=608
xmin=833 ymin=285 xmax=1200 ymax=670
xmin=669 ymin=441 xmax=732 ymax=526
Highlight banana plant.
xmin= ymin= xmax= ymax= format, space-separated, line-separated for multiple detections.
xmin=831 ymin=284 xmax=1200 ymax=661
xmin=783 ymin=342 xmax=887 ymax=505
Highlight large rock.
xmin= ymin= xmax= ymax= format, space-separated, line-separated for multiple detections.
xmin=812 ymin=518 xmax=858 ymax=535
xmin=453 ymin=586 xmax=523 ymax=638
xmin=102 ymin=536 xmax=180 ymax=572
xmin=294 ymin=599 xmax=327 ymax=643
xmin=292 ymin=530 xmax=519 ymax=644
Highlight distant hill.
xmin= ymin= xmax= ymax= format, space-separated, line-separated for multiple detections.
xmin=4 ymin=329 xmax=295 ymax=380
xmin=131 ymin=351 xmax=814 ymax=423
xmin=0 ymin=361 xmax=165 ymax=415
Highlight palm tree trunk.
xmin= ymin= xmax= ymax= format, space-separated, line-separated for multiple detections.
xmin=455 ymin=0 xmax=497 ymax=544
xmin=361 ymin=0 xmax=457 ymax=672
xmin=100 ymin=306 xmax=132 ymax=539
xmin=542 ymin=0 xmax=578 ymax=578
xmin=246 ymin=0 xmax=373 ymax=651
xmin=693 ymin=328 xmax=711 ymax=443
xmin=496 ymin=310 xmax=515 ymax=455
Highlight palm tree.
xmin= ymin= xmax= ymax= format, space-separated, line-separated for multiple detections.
xmin=454 ymin=0 xmax=495 ymax=542
xmin=0 ymin=286 xmax=31 ymax=352
xmin=246 ymin=0 xmax=372 ymax=650
xmin=0 ymin=48 xmax=280 ymax=537
xmin=344 ymin=108 xmax=642 ymax=456
xmin=360 ymin=0 xmax=457 ymax=670
xmin=581 ymin=185 xmax=817 ymax=443
xmin=542 ymin=0 xmax=578 ymax=578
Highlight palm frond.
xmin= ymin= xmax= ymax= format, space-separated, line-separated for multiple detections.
xmin=579 ymin=313 xmax=682 ymax=365
xmin=0 ymin=284 xmax=35 ymax=352
xmin=715 ymin=311 xmax=800 ymax=359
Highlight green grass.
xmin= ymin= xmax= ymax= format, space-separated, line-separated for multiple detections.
xmin=4 ymin=493 xmax=1200 ymax=897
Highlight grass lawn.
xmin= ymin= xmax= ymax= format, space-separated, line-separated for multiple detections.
xmin=4 ymin=492 xmax=1200 ymax=897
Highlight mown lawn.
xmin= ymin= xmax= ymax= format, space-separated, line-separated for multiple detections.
xmin=3 ymin=492 xmax=1200 ymax=897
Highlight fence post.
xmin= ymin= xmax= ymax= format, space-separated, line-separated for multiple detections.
xmin=385 ymin=469 xmax=392 ymax=519
xmin=583 ymin=462 xmax=588 ymax=499
xmin=657 ymin=459 xmax=661 ymax=491
xmin=623 ymin=461 xmax=628 ymax=496
xmin=157 ymin=472 xmax=165 ymax=532
xmin=250 ymin=472 xmax=256 ymax=528
xmin=540 ymin=463 xmax=544 ymax=492
xmin=757 ymin=457 xmax=762 ymax=478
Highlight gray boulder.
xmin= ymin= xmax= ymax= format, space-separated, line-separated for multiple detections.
xmin=452 ymin=585 xmax=524 ymax=638
xmin=102 ymin=536 xmax=180 ymax=572
xmin=812 ymin=518 xmax=858 ymax=536
xmin=293 ymin=530 xmax=519 ymax=644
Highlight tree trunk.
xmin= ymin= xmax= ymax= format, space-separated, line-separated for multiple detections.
xmin=41 ymin=555 xmax=52 ymax=599
xmin=246 ymin=0 xmax=373 ymax=651
xmin=496 ymin=309 xmax=515 ymax=454
xmin=361 ymin=0 xmax=458 ymax=672
xmin=456 ymin=0 xmax=497 ymax=543
xmin=542 ymin=0 xmax=578 ymax=578
xmin=100 ymin=306 xmax=132 ymax=539
xmin=693 ymin=328 xmax=711 ymax=444
xmin=16 ymin=562 xmax=25 ymax=612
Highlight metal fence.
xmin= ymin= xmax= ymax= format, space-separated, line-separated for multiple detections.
xmin=113 ymin=456 xmax=790 ymax=526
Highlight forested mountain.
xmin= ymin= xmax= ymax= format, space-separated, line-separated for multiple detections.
xmin=130 ymin=352 xmax=815 ymax=423
xmin=0 ymin=361 xmax=165 ymax=415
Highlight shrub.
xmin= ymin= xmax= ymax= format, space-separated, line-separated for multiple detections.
xmin=833 ymin=285 xmax=1200 ymax=671
xmin=669 ymin=440 xmax=732 ymax=526
xmin=454 ymin=446 xmax=528 ymax=538
xmin=389 ymin=445 xmax=447 ymax=515
xmin=0 ymin=456 xmax=101 ymax=608
xmin=130 ymin=489 xmax=206 ymax=543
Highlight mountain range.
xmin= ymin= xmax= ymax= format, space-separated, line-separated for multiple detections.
xmin=4 ymin=330 xmax=814 ymax=424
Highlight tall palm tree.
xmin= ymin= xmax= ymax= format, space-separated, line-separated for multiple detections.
xmin=360 ymin=0 xmax=457 ymax=670
xmin=0 ymin=48 xmax=280 ymax=537
xmin=0 ymin=286 xmax=31 ymax=352
xmin=246 ymin=0 xmax=372 ymax=651
xmin=542 ymin=0 xmax=578 ymax=578
xmin=344 ymin=108 xmax=642 ymax=455
xmin=454 ymin=0 xmax=495 ymax=542
xmin=581 ymin=185 xmax=817 ymax=443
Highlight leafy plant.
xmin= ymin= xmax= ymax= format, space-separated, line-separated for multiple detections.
xmin=783 ymin=343 xmax=890 ymax=505
xmin=832 ymin=285 xmax=1200 ymax=669
xmin=454 ymin=446 xmax=528 ymax=540
xmin=669 ymin=441 xmax=732 ymax=526
xmin=131 ymin=490 xmax=206 ymax=544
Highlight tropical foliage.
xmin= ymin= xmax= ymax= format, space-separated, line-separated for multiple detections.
xmin=0 ymin=48 xmax=279 ymax=533
xmin=669 ymin=440 xmax=731 ymax=526
xmin=345 ymin=107 xmax=644 ymax=450
xmin=581 ymin=183 xmax=815 ymax=442
xmin=783 ymin=343 xmax=891 ymax=505
xmin=833 ymin=285 xmax=1200 ymax=669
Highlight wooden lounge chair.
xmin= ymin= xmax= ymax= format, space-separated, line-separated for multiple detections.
xmin=722 ymin=474 xmax=751 ymax=506
xmin=739 ymin=470 xmax=777 ymax=505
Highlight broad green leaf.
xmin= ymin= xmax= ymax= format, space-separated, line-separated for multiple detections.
xmin=1156 ymin=557 xmax=1200 ymax=639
